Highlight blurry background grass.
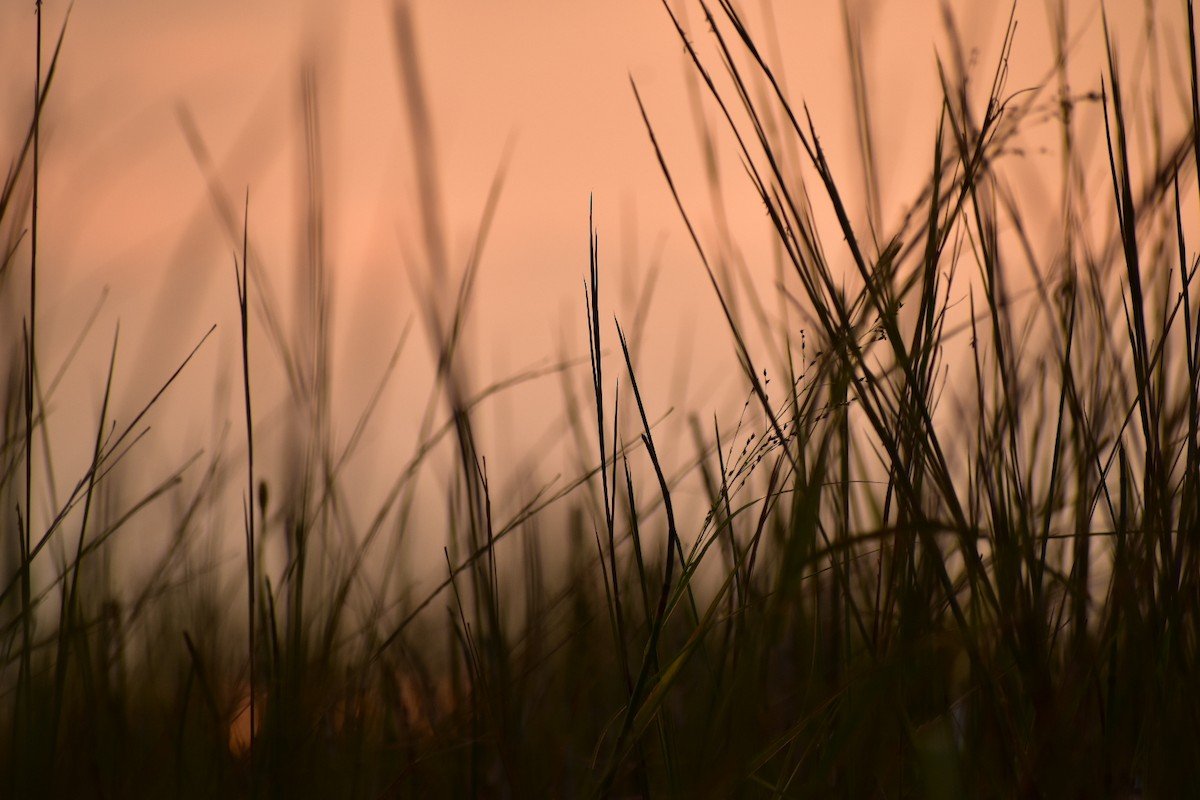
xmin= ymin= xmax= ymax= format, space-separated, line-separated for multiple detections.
xmin=2 ymin=0 xmax=1200 ymax=797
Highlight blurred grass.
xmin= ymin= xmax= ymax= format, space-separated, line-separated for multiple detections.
xmin=2 ymin=0 xmax=1200 ymax=797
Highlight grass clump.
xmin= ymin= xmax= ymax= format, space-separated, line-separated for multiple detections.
xmin=3 ymin=0 xmax=1200 ymax=797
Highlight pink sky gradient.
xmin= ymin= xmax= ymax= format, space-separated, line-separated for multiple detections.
xmin=0 ymin=0 xmax=1191 ymax=578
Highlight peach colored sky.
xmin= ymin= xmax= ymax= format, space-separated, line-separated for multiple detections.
xmin=0 ymin=1 xmax=1191 ymax=577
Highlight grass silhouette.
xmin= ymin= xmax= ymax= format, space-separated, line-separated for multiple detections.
xmin=2 ymin=1 xmax=1199 ymax=796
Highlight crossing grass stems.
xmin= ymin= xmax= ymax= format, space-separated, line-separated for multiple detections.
xmin=1 ymin=0 xmax=1199 ymax=796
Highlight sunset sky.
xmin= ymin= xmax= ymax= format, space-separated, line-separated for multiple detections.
xmin=0 ymin=0 xmax=1189 ymax=559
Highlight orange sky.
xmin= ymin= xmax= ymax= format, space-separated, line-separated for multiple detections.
xmin=0 ymin=0 xmax=1191 ymax=575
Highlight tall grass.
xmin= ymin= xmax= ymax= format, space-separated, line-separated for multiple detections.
xmin=2 ymin=0 xmax=1199 ymax=797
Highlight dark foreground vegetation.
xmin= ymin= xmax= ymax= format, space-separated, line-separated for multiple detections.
xmin=3 ymin=1 xmax=1200 ymax=796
